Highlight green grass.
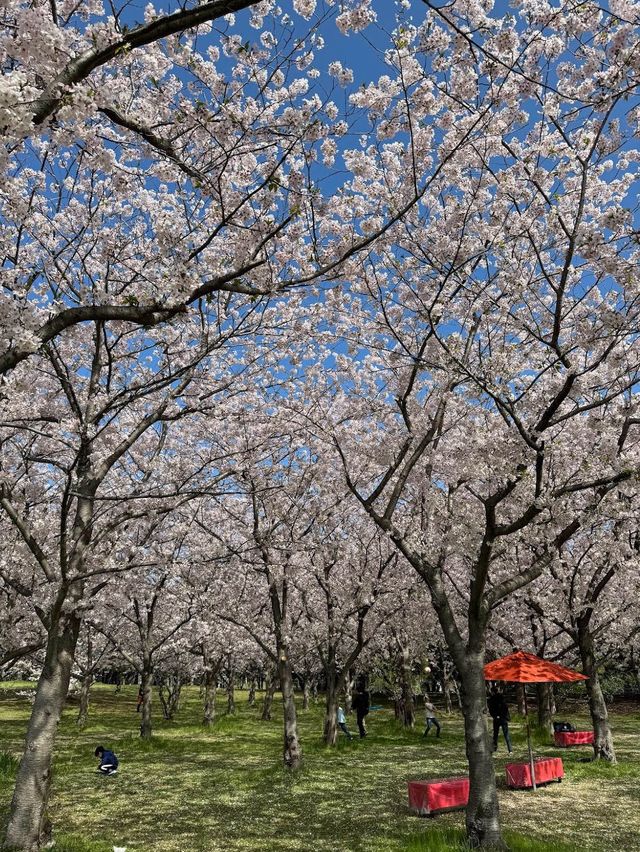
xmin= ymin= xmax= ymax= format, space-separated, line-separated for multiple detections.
xmin=0 ymin=684 xmax=638 ymax=851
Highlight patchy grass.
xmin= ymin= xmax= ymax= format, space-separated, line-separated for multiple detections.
xmin=0 ymin=683 xmax=638 ymax=851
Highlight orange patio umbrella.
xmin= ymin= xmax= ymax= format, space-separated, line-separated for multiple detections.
xmin=484 ymin=650 xmax=588 ymax=684
xmin=484 ymin=650 xmax=588 ymax=790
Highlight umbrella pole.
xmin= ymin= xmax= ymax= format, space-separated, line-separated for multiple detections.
xmin=524 ymin=688 xmax=537 ymax=791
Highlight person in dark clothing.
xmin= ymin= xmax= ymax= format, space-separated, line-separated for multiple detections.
xmin=352 ymin=685 xmax=370 ymax=738
xmin=95 ymin=745 xmax=119 ymax=775
xmin=487 ymin=686 xmax=512 ymax=754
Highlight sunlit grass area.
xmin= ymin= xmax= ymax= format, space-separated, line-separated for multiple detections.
xmin=0 ymin=684 xmax=638 ymax=851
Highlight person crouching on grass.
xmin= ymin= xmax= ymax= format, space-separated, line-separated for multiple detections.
xmin=95 ymin=745 xmax=119 ymax=775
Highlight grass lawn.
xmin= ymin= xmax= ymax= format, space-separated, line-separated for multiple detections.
xmin=0 ymin=683 xmax=638 ymax=851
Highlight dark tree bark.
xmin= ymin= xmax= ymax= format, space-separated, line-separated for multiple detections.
xmin=226 ymin=655 xmax=236 ymax=715
xmin=248 ymin=676 xmax=257 ymax=707
xmin=76 ymin=670 xmax=92 ymax=728
xmin=302 ymin=677 xmax=310 ymax=710
xmin=203 ymin=669 xmax=217 ymax=726
xmin=460 ymin=652 xmax=505 ymax=849
xmin=516 ymin=683 xmax=527 ymax=716
xmin=536 ymin=682 xmax=554 ymax=735
xmin=140 ymin=657 xmax=153 ymax=739
xmin=4 ymin=606 xmax=80 ymax=850
xmin=398 ymin=643 xmax=415 ymax=728
xmin=323 ymin=657 xmax=339 ymax=746
xmin=278 ymin=650 xmax=302 ymax=769
xmin=261 ymin=668 xmax=277 ymax=721
xmin=578 ymin=619 xmax=616 ymax=763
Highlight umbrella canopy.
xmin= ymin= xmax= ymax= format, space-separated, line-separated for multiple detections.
xmin=484 ymin=650 xmax=588 ymax=684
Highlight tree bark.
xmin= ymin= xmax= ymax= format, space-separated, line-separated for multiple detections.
xmin=248 ymin=676 xmax=256 ymax=707
xmin=140 ymin=658 xmax=153 ymax=739
xmin=76 ymin=670 xmax=92 ymax=728
xmin=461 ymin=654 xmax=506 ymax=849
xmin=4 ymin=609 xmax=80 ymax=851
xmin=302 ymin=677 xmax=310 ymax=710
xmin=226 ymin=656 xmax=235 ymax=715
xmin=578 ymin=620 xmax=616 ymax=763
xmin=516 ymin=683 xmax=526 ymax=716
xmin=323 ymin=663 xmax=339 ymax=746
xmin=278 ymin=651 xmax=302 ymax=769
xmin=399 ymin=644 xmax=415 ymax=728
xmin=536 ymin=682 xmax=553 ymax=736
xmin=261 ymin=668 xmax=277 ymax=721
xmin=202 ymin=668 xmax=217 ymax=726
xmin=343 ymin=669 xmax=354 ymax=714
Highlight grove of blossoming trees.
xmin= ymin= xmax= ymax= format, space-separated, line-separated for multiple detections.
xmin=1 ymin=0 xmax=640 ymax=850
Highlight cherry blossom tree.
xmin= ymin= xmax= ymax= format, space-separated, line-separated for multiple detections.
xmin=284 ymin=2 xmax=640 ymax=843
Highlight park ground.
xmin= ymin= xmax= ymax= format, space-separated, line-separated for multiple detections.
xmin=0 ymin=684 xmax=639 ymax=852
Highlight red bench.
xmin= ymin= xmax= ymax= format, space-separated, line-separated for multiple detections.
xmin=506 ymin=757 xmax=563 ymax=789
xmin=408 ymin=777 xmax=469 ymax=816
xmin=554 ymin=730 xmax=594 ymax=747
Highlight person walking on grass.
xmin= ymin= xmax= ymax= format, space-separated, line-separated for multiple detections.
xmin=352 ymin=683 xmax=370 ymax=738
xmin=423 ymin=697 xmax=441 ymax=738
xmin=487 ymin=685 xmax=512 ymax=754
xmin=337 ymin=706 xmax=353 ymax=740
xmin=95 ymin=745 xmax=119 ymax=775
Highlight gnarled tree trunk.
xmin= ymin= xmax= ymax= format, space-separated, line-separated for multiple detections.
xmin=398 ymin=644 xmax=415 ymax=728
xmin=278 ymin=650 xmax=302 ymax=768
xmin=202 ymin=667 xmax=217 ymax=727
xmin=4 ymin=608 xmax=80 ymax=851
xmin=578 ymin=619 xmax=616 ymax=763
xmin=226 ymin=656 xmax=235 ymax=715
xmin=536 ymin=682 xmax=553 ymax=736
xmin=140 ymin=657 xmax=153 ymax=739
xmin=461 ymin=653 xmax=505 ymax=849
xmin=323 ymin=659 xmax=339 ymax=746
xmin=76 ymin=670 xmax=92 ymax=728
xmin=248 ymin=676 xmax=257 ymax=707
xmin=261 ymin=668 xmax=277 ymax=721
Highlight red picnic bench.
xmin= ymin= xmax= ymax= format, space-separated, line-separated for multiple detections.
xmin=554 ymin=730 xmax=594 ymax=747
xmin=505 ymin=756 xmax=564 ymax=789
xmin=408 ymin=777 xmax=469 ymax=816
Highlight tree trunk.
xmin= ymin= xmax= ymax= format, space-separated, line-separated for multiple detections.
xmin=536 ymin=682 xmax=553 ymax=736
xmin=323 ymin=667 xmax=338 ymax=746
xmin=248 ymin=676 xmax=256 ymax=707
xmin=516 ymin=683 xmax=526 ymax=716
xmin=302 ymin=677 xmax=310 ymax=710
xmin=399 ymin=645 xmax=415 ymax=728
xmin=140 ymin=658 xmax=153 ymax=739
xmin=226 ymin=656 xmax=235 ymax=715
xmin=343 ymin=669 xmax=354 ymax=714
xmin=4 ymin=611 xmax=80 ymax=851
xmin=261 ymin=668 xmax=277 ymax=721
xmin=461 ymin=654 xmax=506 ymax=849
xmin=76 ymin=670 xmax=92 ymax=728
xmin=311 ymin=678 xmax=318 ymax=704
xmin=444 ymin=678 xmax=453 ymax=714
xmin=279 ymin=652 xmax=302 ymax=768
xmin=578 ymin=620 xmax=616 ymax=763
xmin=202 ymin=667 xmax=216 ymax=727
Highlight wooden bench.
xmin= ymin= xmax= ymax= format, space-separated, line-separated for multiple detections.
xmin=505 ymin=757 xmax=564 ymax=789
xmin=554 ymin=730 xmax=594 ymax=747
xmin=408 ymin=777 xmax=469 ymax=816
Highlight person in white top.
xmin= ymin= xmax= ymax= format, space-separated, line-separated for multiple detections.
xmin=423 ymin=698 xmax=441 ymax=738
xmin=337 ymin=706 xmax=353 ymax=740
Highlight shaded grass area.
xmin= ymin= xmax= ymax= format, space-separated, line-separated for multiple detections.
xmin=0 ymin=683 xmax=638 ymax=851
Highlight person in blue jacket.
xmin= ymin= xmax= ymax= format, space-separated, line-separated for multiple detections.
xmin=95 ymin=745 xmax=119 ymax=775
